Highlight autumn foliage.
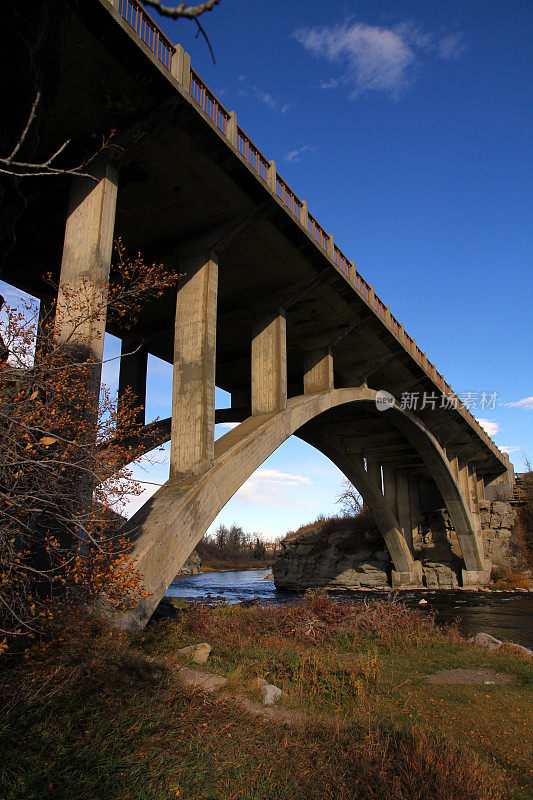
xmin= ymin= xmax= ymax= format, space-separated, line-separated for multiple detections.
xmin=0 ymin=241 xmax=177 ymax=646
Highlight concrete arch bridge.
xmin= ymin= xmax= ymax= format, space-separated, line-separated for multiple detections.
xmin=1 ymin=0 xmax=512 ymax=628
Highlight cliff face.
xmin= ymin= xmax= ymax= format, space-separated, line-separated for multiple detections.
xmin=273 ymin=501 xmax=521 ymax=590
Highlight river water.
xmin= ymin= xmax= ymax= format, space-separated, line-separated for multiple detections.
xmin=167 ymin=569 xmax=533 ymax=649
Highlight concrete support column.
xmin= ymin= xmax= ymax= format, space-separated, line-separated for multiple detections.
xmin=469 ymin=467 xmax=480 ymax=512
xmin=55 ymin=163 xmax=119 ymax=392
xmin=303 ymin=346 xmax=333 ymax=395
xmin=231 ymin=389 xmax=249 ymax=410
xmin=396 ymin=473 xmax=413 ymax=551
xmin=367 ymin=460 xmax=382 ymax=494
xmin=450 ymin=455 xmax=459 ymax=481
xmin=477 ymin=474 xmax=485 ymax=501
xmin=251 ymin=307 xmax=287 ymax=415
xmin=458 ymin=461 xmax=471 ymax=511
xmin=118 ymin=335 xmax=148 ymax=428
xmin=409 ymin=476 xmax=423 ymax=550
xmin=382 ymin=466 xmax=397 ymax=515
xmin=170 ymin=250 xmax=218 ymax=478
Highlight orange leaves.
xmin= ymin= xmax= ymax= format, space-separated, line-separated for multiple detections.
xmin=39 ymin=436 xmax=58 ymax=446
xmin=0 ymin=241 xmax=171 ymax=643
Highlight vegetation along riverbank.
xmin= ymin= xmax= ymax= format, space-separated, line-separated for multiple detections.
xmin=1 ymin=592 xmax=531 ymax=800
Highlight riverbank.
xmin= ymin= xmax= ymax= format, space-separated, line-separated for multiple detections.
xmin=197 ymin=559 xmax=273 ymax=573
xmin=1 ymin=596 xmax=531 ymax=800
xmin=167 ymin=568 xmax=533 ymax=648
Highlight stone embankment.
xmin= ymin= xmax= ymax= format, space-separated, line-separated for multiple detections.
xmin=273 ymin=501 xmax=529 ymax=590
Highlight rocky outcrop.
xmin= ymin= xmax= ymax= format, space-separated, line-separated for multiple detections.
xmin=479 ymin=501 xmax=518 ymax=564
xmin=176 ymin=550 xmax=202 ymax=577
xmin=273 ymin=519 xmax=391 ymax=590
xmin=274 ymin=501 xmax=523 ymax=591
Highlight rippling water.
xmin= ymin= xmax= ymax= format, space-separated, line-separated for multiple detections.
xmin=166 ymin=569 xmax=533 ymax=649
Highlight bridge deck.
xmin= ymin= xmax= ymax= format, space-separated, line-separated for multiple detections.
xmin=2 ymin=0 xmax=508 ymax=481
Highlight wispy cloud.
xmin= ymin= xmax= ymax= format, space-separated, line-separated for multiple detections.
xmin=236 ymin=469 xmax=312 ymax=506
xmin=438 ymin=32 xmax=466 ymax=60
xmin=505 ymin=397 xmax=533 ymax=410
xmin=477 ymin=419 xmax=500 ymax=436
xmin=219 ymin=75 xmax=294 ymax=113
xmin=284 ymin=144 xmax=315 ymax=163
xmin=500 ymin=445 xmax=520 ymax=454
xmin=219 ymin=422 xmax=240 ymax=430
xmin=293 ymin=21 xmax=465 ymax=99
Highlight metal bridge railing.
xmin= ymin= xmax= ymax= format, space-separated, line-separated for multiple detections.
xmin=112 ymin=0 xmax=507 ymax=465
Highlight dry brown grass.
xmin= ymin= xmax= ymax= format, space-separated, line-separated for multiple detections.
xmin=1 ymin=597 xmax=530 ymax=799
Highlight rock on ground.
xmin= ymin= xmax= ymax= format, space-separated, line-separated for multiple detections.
xmin=177 ymin=643 xmax=212 ymax=664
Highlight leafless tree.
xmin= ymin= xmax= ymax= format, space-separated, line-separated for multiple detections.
xmin=337 ymin=479 xmax=364 ymax=516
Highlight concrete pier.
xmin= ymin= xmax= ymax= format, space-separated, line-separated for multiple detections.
xmin=170 ymin=251 xmax=218 ymax=478
xmin=251 ymin=307 xmax=287 ymax=415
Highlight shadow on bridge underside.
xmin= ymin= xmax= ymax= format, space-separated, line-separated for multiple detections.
xmin=111 ymin=387 xmax=482 ymax=630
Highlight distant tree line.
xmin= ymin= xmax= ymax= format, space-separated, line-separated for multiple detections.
xmin=199 ymin=524 xmax=282 ymax=564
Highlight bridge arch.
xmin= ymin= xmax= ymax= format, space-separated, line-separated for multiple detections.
xmin=116 ymin=387 xmax=484 ymax=629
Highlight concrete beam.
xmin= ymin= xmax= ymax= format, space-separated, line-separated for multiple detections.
xmin=303 ymin=346 xmax=334 ymax=394
xmin=170 ymin=250 xmax=218 ymax=478
xmin=251 ymin=307 xmax=287 ymax=414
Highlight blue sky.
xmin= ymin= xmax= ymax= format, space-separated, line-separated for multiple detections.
xmin=2 ymin=0 xmax=532 ymax=539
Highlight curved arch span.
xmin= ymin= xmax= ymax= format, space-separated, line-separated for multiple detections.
xmin=116 ymin=388 xmax=482 ymax=629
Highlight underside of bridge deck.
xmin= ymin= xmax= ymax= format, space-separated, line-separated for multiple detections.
xmin=2 ymin=0 xmax=511 ymax=625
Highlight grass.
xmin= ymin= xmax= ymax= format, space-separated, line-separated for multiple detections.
xmin=1 ymin=594 xmax=532 ymax=800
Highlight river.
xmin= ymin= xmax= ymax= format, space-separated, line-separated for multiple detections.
xmin=167 ymin=569 xmax=533 ymax=649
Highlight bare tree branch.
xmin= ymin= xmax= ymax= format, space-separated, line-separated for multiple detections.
xmin=5 ymin=92 xmax=41 ymax=163
xmin=1 ymin=95 xmax=116 ymax=180
xmin=194 ymin=16 xmax=216 ymax=64
xmin=140 ymin=0 xmax=220 ymax=19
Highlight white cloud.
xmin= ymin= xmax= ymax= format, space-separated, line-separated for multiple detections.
xmin=231 ymin=78 xmax=293 ymax=113
xmin=219 ymin=422 xmax=239 ymax=429
xmin=285 ymin=144 xmax=314 ymax=163
xmin=477 ymin=418 xmax=500 ymax=436
xmin=505 ymin=397 xmax=533 ymax=410
xmin=236 ymin=468 xmax=312 ymax=506
xmin=500 ymin=446 xmax=520 ymax=454
xmin=437 ymin=32 xmax=465 ymax=60
xmin=293 ymin=21 xmax=465 ymax=99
